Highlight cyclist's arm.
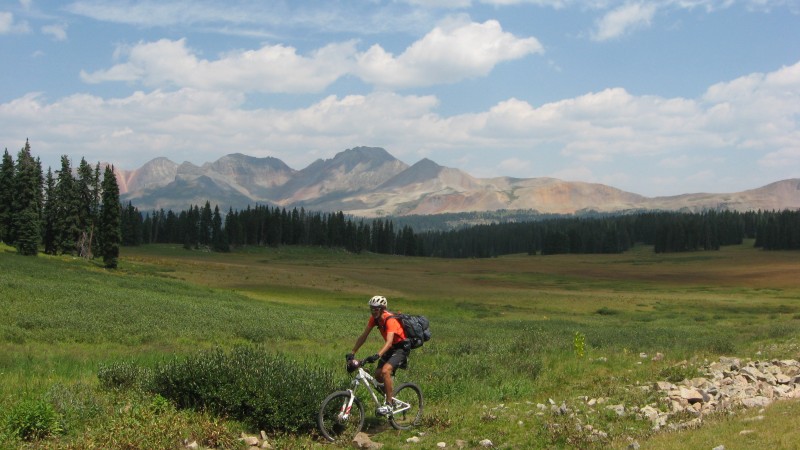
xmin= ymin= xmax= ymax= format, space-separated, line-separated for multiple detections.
xmin=377 ymin=331 xmax=395 ymax=358
xmin=351 ymin=323 xmax=373 ymax=354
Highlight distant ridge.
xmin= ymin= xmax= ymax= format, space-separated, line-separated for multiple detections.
xmin=116 ymin=147 xmax=800 ymax=217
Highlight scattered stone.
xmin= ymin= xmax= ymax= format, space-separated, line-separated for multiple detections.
xmin=406 ymin=436 xmax=421 ymax=443
xmin=627 ymin=441 xmax=640 ymax=450
xmin=185 ymin=441 xmax=198 ymax=450
xmin=656 ymin=381 xmax=674 ymax=391
xmin=712 ymin=446 xmax=725 ymax=450
xmin=240 ymin=436 xmax=259 ymax=446
xmin=682 ymin=387 xmax=705 ymax=404
xmin=437 ymin=442 xmax=447 ymax=448
xmin=352 ymin=432 xmax=383 ymax=449
xmin=739 ymin=430 xmax=755 ymax=435
xmin=479 ymin=439 xmax=494 ymax=447
xmin=606 ymin=404 xmax=625 ymax=417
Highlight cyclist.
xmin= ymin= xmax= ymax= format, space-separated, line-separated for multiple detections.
xmin=347 ymin=295 xmax=409 ymax=415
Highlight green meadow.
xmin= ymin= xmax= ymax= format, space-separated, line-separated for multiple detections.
xmin=1 ymin=241 xmax=799 ymax=449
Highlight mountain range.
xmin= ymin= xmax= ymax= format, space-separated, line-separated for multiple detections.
xmin=117 ymin=146 xmax=800 ymax=217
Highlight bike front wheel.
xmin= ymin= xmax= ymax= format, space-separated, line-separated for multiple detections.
xmin=318 ymin=390 xmax=365 ymax=442
xmin=388 ymin=382 xmax=423 ymax=430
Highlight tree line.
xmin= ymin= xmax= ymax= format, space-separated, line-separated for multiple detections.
xmin=0 ymin=141 xmax=122 ymax=267
xmin=120 ymin=202 xmax=422 ymax=256
xmin=415 ymin=210 xmax=799 ymax=258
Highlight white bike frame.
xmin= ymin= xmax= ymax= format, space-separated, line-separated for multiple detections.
xmin=339 ymin=365 xmax=411 ymax=420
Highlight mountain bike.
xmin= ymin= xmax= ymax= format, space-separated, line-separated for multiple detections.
xmin=317 ymin=358 xmax=423 ymax=442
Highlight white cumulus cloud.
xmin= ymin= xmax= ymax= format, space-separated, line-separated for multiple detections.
xmin=81 ymin=19 xmax=543 ymax=92
xmin=592 ymin=2 xmax=658 ymax=41
xmin=0 ymin=11 xmax=31 ymax=34
xmin=357 ymin=18 xmax=543 ymax=88
xmin=42 ymin=23 xmax=68 ymax=41
xmin=80 ymin=38 xmax=357 ymax=93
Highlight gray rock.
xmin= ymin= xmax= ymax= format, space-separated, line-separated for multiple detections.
xmin=241 ymin=436 xmax=259 ymax=446
xmin=352 ymin=432 xmax=383 ymax=449
xmin=606 ymin=404 xmax=625 ymax=417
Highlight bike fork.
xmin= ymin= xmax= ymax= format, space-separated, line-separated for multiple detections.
xmin=339 ymin=390 xmax=356 ymax=420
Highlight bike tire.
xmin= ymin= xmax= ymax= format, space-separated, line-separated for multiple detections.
xmin=318 ymin=390 xmax=365 ymax=442
xmin=388 ymin=382 xmax=423 ymax=430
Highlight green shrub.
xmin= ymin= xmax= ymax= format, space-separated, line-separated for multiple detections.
xmin=98 ymin=361 xmax=153 ymax=391
xmin=143 ymin=345 xmax=337 ymax=432
xmin=69 ymin=392 xmax=239 ymax=450
xmin=45 ymin=382 xmax=105 ymax=435
xmin=3 ymin=397 xmax=62 ymax=441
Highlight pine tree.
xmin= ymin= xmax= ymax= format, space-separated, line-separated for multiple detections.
xmin=0 ymin=149 xmax=14 ymax=243
xmin=11 ymin=140 xmax=43 ymax=255
xmin=42 ymin=168 xmax=58 ymax=254
xmin=54 ymin=155 xmax=79 ymax=254
xmin=199 ymin=201 xmax=213 ymax=246
xmin=211 ymin=205 xmax=229 ymax=252
xmin=99 ymin=165 xmax=121 ymax=268
xmin=74 ymin=158 xmax=96 ymax=258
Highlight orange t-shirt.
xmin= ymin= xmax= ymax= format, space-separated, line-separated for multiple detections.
xmin=368 ymin=310 xmax=406 ymax=345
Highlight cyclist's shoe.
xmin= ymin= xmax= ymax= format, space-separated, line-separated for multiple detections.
xmin=376 ymin=404 xmax=393 ymax=416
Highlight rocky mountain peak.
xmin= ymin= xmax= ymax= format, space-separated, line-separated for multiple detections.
xmin=118 ymin=147 xmax=800 ymax=217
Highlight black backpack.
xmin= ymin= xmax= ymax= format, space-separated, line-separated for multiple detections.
xmin=379 ymin=313 xmax=431 ymax=349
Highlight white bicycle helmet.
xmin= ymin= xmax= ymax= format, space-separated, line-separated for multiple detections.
xmin=368 ymin=295 xmax=388 ymax=308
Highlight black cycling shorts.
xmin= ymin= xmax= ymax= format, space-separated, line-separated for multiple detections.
xmin=378 ymin=345 xmax=409 ymax=371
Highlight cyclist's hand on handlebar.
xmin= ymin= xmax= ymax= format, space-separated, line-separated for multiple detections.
xmin=364 ymin=354 xmax=380 ymax=364
xmin=346 ymin=353 xmax=355 ymax=361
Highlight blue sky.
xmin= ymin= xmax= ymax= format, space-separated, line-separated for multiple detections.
xmin=1 ymin=0 xmax=799 ymax=197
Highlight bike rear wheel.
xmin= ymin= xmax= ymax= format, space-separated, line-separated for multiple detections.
xmin=318 ymin=390 xmax=365 ymax=442
xmin=388 ymin=382 xmax=423 ymax=430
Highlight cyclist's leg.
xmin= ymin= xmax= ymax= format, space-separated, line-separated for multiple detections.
xmin=379 ymin=361 xmax=395 ymax=402
xmin=379 ymin=348 xmax=409 ymax=404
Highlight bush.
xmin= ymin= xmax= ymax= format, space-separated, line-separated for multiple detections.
xmin=69 ymin=392 xmax=239 ymax=450
xmin=98 ymin=361 xmax=153 ymax=391
xmin=3 ymin=397 xmax=62 ymax=440
xmin=45 ymin=382 xmax=105 ymax=435
xmin=105 ymin=345 xmax=338 ymax=432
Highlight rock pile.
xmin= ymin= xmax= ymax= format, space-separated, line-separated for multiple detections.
xmin=643 ymin=357 xmax=800 ymax=430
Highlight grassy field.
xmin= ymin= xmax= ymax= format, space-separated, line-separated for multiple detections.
xmin=1 ymin=241 xmax=799 ymax=448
